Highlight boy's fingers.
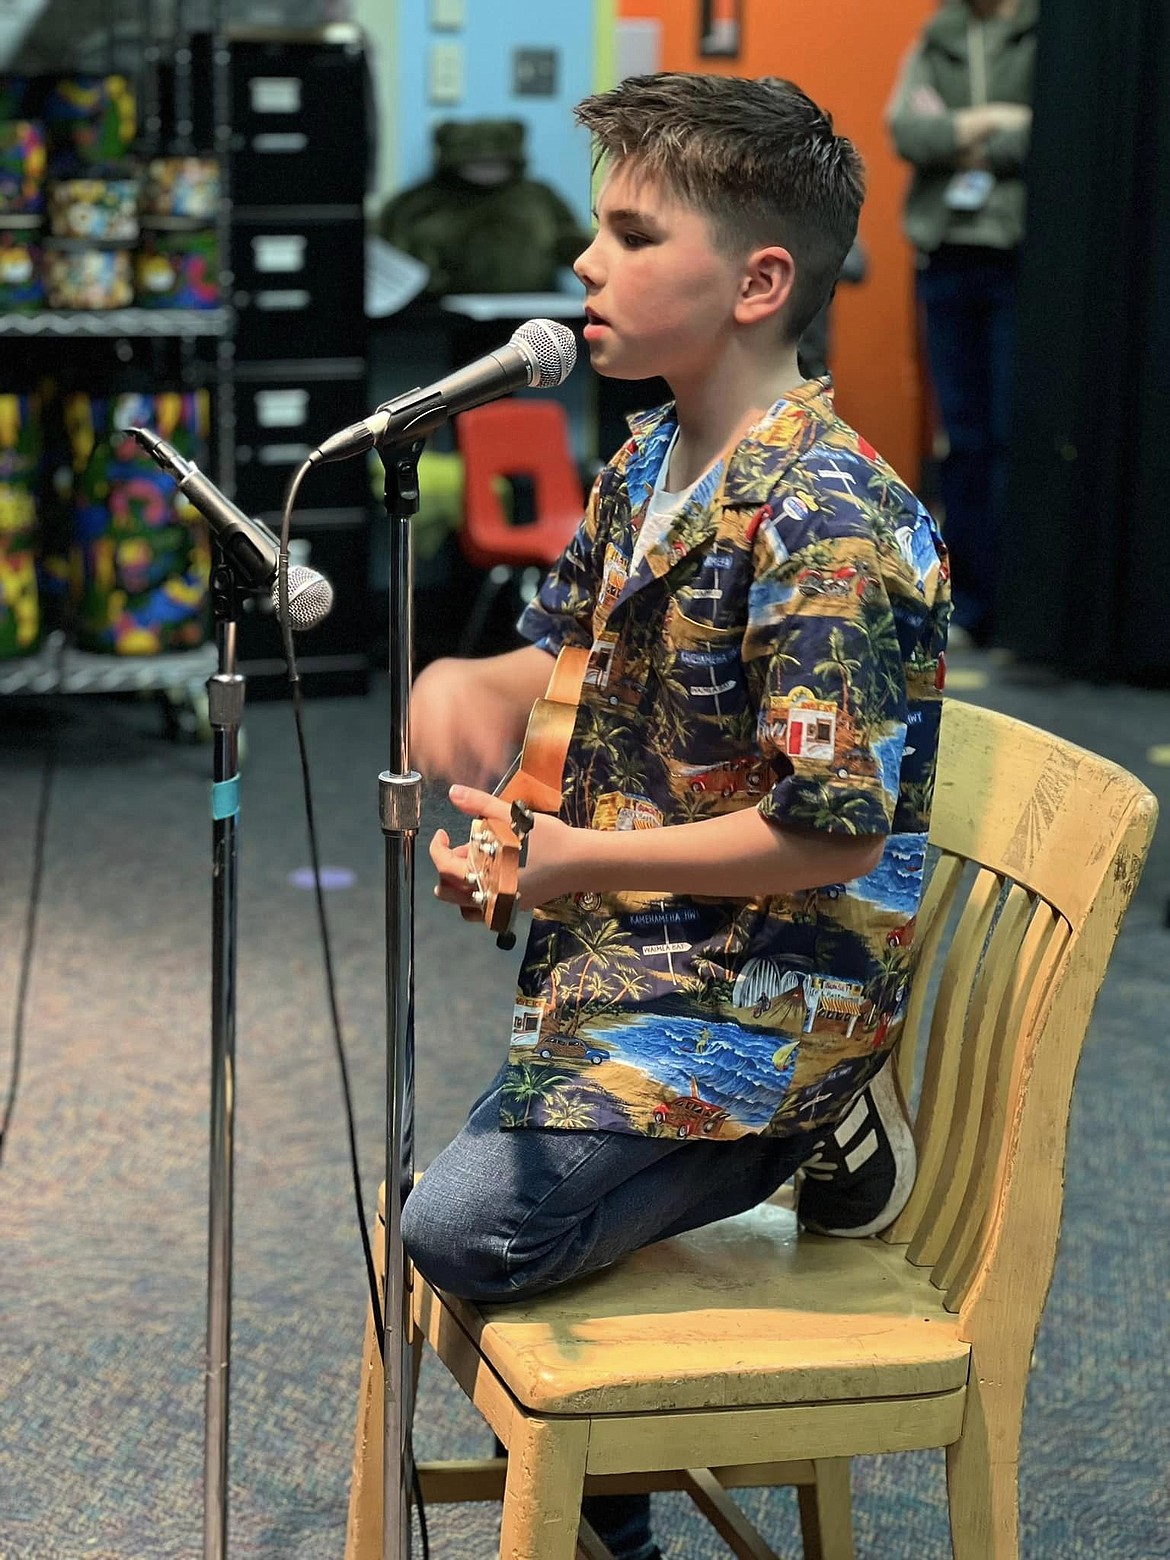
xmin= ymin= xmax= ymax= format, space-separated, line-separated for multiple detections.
xmin=447 ymin=783 xmax=507 ymax=822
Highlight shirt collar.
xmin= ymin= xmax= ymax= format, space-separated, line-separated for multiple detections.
xmin=619 ymin=375 xmax=838 ymax=510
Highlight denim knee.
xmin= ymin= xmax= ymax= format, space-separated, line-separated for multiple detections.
xmin=400 ymin=1174 xmax=516 ymax=1302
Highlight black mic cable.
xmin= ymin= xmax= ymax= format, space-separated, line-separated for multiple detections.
xmin=0 ymin=718 xmax=54 ymax=1175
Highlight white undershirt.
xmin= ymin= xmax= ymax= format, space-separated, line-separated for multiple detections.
xmin=632 ymin=429 xmax=708 ymax=573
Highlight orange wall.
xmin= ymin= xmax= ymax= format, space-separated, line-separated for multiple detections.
xmin=616 ymin=0 xmax=936 ymax=483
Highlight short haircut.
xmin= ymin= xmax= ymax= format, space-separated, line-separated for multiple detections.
xmin=575 ymin=73 xmax=865 ymax=343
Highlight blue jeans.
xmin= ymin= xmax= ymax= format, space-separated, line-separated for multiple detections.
xmin=403 ymin=1067 xmax=819 ymax=1559
xmin=917 ymin=244 xmax=1019 ymax=642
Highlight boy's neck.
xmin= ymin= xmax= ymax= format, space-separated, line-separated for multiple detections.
xmin=667 ymin=344 xmax=807 ymax=489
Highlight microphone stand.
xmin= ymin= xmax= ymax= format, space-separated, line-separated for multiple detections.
xmin=203 ymin=546 xmax=251 ymax=1560
xmin=376 ymin=440 xmax=425 ymax=1560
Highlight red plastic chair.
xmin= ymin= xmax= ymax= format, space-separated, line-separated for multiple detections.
xmin=454 ymin=399 xmax=585 ymax=653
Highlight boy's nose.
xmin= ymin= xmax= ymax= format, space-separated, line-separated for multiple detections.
xmin=573 ymin=238 xmax=602 ymax=289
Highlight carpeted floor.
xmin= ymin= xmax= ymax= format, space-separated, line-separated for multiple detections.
xmin=1 ymin=639 xmax=1168 ymax=1559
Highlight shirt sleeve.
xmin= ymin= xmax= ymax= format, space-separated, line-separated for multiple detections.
xmin=515 ymin=472 xmax=603 ymax=654
xmin=744 ymin=531 xmax=908 ymax=839
xmin=886 ymin=41 xmax=963 ymax=171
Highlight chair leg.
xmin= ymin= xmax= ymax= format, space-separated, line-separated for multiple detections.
xmin=345 ymin=1240 xmax=386 ymax=1560
xmin=499 ymin=1412 xmax=590 ymax=1560
xmin=797 ymin=1459 xmax=855 ymax=1560
xmin=945 ymin=1372 xmax=1023 ymax=1559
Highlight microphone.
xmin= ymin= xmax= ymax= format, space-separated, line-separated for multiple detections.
xmin=311 ymin=317 xmax=577 ymax=465
xmin=123 ymin=428 xmax=335 ymax=631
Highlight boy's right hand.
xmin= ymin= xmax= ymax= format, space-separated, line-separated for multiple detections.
xmin=410 ymin=646 xmax=556 ymax=791
xmin=410 ymin=657 xmax=517 ymax=790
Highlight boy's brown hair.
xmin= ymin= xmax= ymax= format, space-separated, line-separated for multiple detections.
xmin=575 ymin=73 xmax=865 ymax=343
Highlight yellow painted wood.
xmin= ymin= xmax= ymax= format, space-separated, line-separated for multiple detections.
xmin=414 ymin=1458 xmax=823 ymax=1504
xmin=499 ymin=1414 xmax=589 ymax=1560
xmin=344 ymin=1202 xmax=386 ymax=1560
xmin=937 ymin=907 xmax=1067 ymax=1300
xmin=682 ymin=1466 xmax=783 ymax=1560
xmin=455 ymin=1202 xmax=968 ymax=1416
xmin=576 ymin=1390 xmax=968 ymax=1474
xmin=892 ymin=850 xmax=964 ymax=1104
xmin=891 ymin=867 xmax=1001 ymax=1250
xmin=931 ymin=702 xmax=1149 ymax=926
xmin=797 ymin=1459 xmax=856 ymax=1560
xmin=911 ymin=883 xmax=1034 ymax=1271
xmin=576 ymin=1516 xmax=613 ymax=1559
xmin=345 ymin=700 xmax=1157 ymax=1560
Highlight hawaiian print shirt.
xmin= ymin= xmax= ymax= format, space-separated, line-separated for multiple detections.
xmin=508 ymin=378 xmax=951 ymax=1141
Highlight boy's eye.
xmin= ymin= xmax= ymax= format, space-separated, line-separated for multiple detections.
xmin=621 ymin=231 xmax=649 ymax=249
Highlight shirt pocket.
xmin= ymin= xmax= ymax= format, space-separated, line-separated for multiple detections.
xmin=651 ymin=611 xmax=758 ymax=786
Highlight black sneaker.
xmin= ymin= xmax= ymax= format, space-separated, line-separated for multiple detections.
xmin=796 ymin=1058 xmax=916 ymax=1237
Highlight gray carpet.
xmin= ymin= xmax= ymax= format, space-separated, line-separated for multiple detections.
xmin=1 ymin=642 xmax=1168 ymax=1558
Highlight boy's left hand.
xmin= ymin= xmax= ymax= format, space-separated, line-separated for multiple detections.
xmin=429 ymin=784 xmax=578 ymax=915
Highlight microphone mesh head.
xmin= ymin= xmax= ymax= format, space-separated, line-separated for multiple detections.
xmin=511 ymin=319 xmax=577 ymax=388
xmin=274 ymin=564 xmax=334 ymax=631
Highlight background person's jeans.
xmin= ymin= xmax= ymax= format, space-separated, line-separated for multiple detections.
xmin=917 ymin=244 xmax=1019 ymax=644
xmin=402 ymin=1065 xmax=819 ymax=1559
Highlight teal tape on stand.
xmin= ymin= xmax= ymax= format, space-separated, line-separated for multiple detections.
xmin=210 ymin=776 xmax=240 ymax=821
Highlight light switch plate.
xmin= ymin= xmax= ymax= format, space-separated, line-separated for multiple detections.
xmin=428 ymin=40 xmax=464 ymax=104
xmin=430 ymin=0 xmax=464 ymax=29
xmin=513 ymin=47 xmax=559 ymax=98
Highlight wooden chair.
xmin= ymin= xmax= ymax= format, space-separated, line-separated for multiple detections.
xmin=345 ymin=699 xmax=1157 ymax=1560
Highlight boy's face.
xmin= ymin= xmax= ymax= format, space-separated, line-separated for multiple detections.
xmin=573 ymin=162 xmax=747 ymax=384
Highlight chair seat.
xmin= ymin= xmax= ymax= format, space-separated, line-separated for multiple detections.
xmin=424 ymin=1202 xmax=971 ymax=1417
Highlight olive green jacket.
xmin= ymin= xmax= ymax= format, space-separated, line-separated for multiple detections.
xmin=887 ymin=0 xmax=1039 ymax=253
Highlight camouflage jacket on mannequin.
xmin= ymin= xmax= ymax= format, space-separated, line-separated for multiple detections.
xmin=380 ymin=119 xmax=588 ymax=296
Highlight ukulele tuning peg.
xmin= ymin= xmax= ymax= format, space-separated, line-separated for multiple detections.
xmin=471 ymin=889 xmax=486 ymax=907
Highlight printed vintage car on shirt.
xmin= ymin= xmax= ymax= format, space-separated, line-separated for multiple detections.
xmin=666 ymin=754 xmax=770 ymax=803
xmin=533 ymin=1035 xmax=611 ymax=1066
xmin=651 ymin=1077 xmax=731 ymax=1138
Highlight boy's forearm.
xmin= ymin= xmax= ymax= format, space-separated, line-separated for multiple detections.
xmin=557 ymin=805 xmax=884 ymax=900
xmin=473 ymin=643 xmax=560 ymax=712
xmin=410 ymin=644 xmax=556 ymax=788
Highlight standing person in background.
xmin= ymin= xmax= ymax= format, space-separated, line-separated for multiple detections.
xmin=887 ymin=0 xmax=1037 ymax=648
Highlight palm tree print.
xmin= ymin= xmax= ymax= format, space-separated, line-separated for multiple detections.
xmin=503 ymin=378 xmax=949 ymax=1141
xmin=541 ymin=1092 xmax=599 ymax=1130
xmin=503 ymin=1064 xmax=579 ymax=1125
xmin=564 ymin=916 xmax=637 ymax=1028
xmin=813 ymin=626 xmax=862 ymax=722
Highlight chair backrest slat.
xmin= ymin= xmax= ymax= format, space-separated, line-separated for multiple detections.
xmin=886 ymin=864 xmax=1001 ymax=1246
xmin=884 ymin=699 xmax=1156 ymax=1361
xmin=892 ymin=851 xmax=965 ymax=1104
xmin=909 ymin=882 xmax=1034 ymax=1271
xmin=940 ymin=904 xmax=1070 ymax=1307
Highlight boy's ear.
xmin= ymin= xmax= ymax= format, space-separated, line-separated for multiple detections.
xmin=735 ymin=245 xmax=797 ymax=327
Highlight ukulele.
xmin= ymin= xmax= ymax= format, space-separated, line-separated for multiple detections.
xmin=464 ymin=644 xmax=590 ymax=949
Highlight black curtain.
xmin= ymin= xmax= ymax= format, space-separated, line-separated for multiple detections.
xmin=998 ymin=1 xmax=1170 ymax=682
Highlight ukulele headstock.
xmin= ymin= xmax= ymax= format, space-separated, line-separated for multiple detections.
xmin=465 ymin=801 xmax=535 ymax=950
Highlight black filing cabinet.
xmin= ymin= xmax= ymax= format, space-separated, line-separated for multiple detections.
xmin=228 ymin=25 xmax=372 ymax=696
